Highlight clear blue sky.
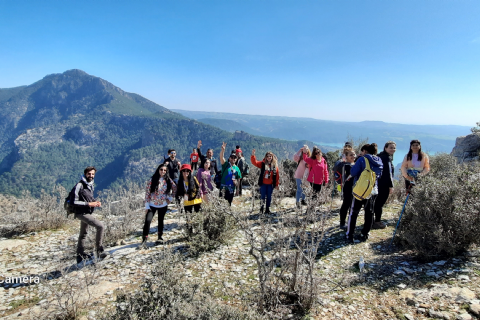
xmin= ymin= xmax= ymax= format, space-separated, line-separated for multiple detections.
xmin=1 ymin=0 xmax=479 ymax=126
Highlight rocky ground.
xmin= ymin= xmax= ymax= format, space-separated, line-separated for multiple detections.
xmin=0 ymin=195 xmax=479 ymax=320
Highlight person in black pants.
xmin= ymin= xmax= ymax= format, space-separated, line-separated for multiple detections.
xmin=139 ymin=164 xmax=176 ymax=249
xmin=346 ymin=144 xmax=383 ymax=243
xmin=176 ymin=164 xmax=202 ymax=235
xmin=338 ymin=148 xmax=356 ymax=230
xmin=373 ymin=141 xmax=396 ymax=229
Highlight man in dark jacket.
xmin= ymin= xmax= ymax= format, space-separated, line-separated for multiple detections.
xmin=196 ymin=140 xmax=220 ymax=177
xmin=74 ymin=166 xmax=107 ymax=263
xmin=163 ymin=149 xmax=181 ymax=184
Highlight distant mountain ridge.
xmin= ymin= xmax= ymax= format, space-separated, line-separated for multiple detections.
xmin=0 ymin=70 xmax=315 ymax=196
xmin=173 ymin=110 xmax=470 ymax=153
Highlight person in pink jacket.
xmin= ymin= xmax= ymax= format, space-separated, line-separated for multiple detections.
xmin=293 ymin=148 xmax=310 ymax=207
xmin=302 ymin=145 xmax=329 ymax=202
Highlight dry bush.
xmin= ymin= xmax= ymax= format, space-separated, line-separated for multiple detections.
xmin=395 ymin=158 xmax=480 ymax=259
xmin=104 ymin=250 xmax=263 ymax=320
xmin=0 ymin=186 xmax=69 ymax=237
xmin=227 ymin=161 xmax=333 ymax=317
xmin=97 ymin=182 xmax=145 ymax=247
xmin=38 ymin=262 xmax=100 ymax=320
xmin=182 ymin=190 xmax=238 ymax=255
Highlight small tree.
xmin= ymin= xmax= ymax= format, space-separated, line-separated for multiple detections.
xmin=471 ymin=121 xmax=480 ymax=134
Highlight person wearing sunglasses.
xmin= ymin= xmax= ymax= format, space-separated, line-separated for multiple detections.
xmin=139 ymin=164 xmax=176 ymax=249
xmin=251 ymin=149 xmax=279 ymax=214
xmin=219 ymin=142 xmax=242 ymax=205
xmin=176 ymin=164 xmax=202 ymax=234
xmin=163 ymin=149 xmax=181 ymax=184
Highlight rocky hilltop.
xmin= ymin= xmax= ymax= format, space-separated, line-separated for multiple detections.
xmin=0 ymin=70 xmax=311 ymax=196
xmin=451 ymin=133 xmax=480 ymax=164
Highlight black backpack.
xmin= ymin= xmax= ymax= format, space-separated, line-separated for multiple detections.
xmin=64 ymin=184 xmax=77 ymax=217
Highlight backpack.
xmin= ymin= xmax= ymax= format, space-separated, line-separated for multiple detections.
xmin=239 ymin=158 xmax=249 ymax=176
xmin=64 ymin=184 xmax=77 ymax=217
xmin=352 ymin=157 xmax=376 ymax=201
xmin=333 ymin=160 xmax=345 ymax=185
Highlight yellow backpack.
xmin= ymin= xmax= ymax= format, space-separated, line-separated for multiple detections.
xmin=352 ymin=157 xmax=376 ymax=201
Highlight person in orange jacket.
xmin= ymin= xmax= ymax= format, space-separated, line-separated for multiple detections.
xmin=251 ymin=149 xmax=279 ymax=214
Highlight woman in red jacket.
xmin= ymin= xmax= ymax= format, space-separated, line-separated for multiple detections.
xmin=302 ymin=146 xmax=329 ymax=206
xmin=251 ymin=149 xmax=279 ymax=214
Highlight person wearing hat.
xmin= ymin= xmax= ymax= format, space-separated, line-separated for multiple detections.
xmin=219 ymin=142 xmax=242 ymax=205
xmin=176 ymin=164 xmax=202 ymax=235
xmin=251 ymin=149 xmax=279 ymax=214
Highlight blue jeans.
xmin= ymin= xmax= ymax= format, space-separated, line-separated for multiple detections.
xmin=295 ymin=178 xmax=305 ymax=202
xmin=260 ymin=184 xmax=274 ymax=209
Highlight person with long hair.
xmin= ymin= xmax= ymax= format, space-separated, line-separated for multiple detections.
xmin=373 ymin=141 xmax=396 ymax=229
xmin=401 ymin=140 xmax=430 ymax=192
xmin=251 ymin=149 xmax=280 ymax=214
xmin=176 ymin=164 xmax=203 ymax=235
xmin=196 ymin=159 xmax=214 ymax=202
xmin=139 ymin=164 xmax=176 ymax=249
xmin=338 ymin=147 xmax=356 ymax=230
xmin=346 ymin=144 xmax=383 ymax=243
xmin=302 ymin=145 xmax=329 ymax=199
xmin=293 ymin=147 xmax=311 ymax=207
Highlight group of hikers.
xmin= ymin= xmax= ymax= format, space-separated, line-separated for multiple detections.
xmin=70 ymin=139 xmax=430 ymax=263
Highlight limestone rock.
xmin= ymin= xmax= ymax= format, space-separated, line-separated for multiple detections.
xmin=451 ymin=133 xmax=480 ymax=163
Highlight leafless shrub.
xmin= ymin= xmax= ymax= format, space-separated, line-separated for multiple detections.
xmin=0 ymin=186 xmax=69 ymax=237
xmin=227 ymin=161 xmax=333 ymax=317
xmin=103 ymin=250 xmax=263 ymax=320
xmin=38 ymin=262 xmax=100 ymax=320
xmin=395 ymin=161 xmax=480 ymax=259
xmin=97 ymin=182 xmax=145 ymax=247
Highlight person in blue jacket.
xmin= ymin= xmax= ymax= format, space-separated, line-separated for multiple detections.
xmin=346 ymin=143 xmax=383 ymax=243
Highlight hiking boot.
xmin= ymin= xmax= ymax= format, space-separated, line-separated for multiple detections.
xmin=155 ymin=235 xmax=164 ymax=245
xmin=339 ymin=224 xmax=347 ymax=230
xmin=359 ymin=233 xmax=369 ymax=242
xmin=265 ymin=208 xmax=271 ymax=215
xmin=96 ymin=246 xmax=109 ymax=259
xmin=346 ymin=236 xmax=354 ymax=244
xmin=372 ymin=221 xmax=386 ymax=229
xmin=76 ymin=252 xmax=93 ymax=264
xmin=260 ymin=206 xmax=264 ymax=214
xmin=137 ymin=238 xmax=148 ymax=250
xmin=296 ymin=202 xmax=300 ymax=209
xmin=301 ymin=199 xmax=307 ymax=206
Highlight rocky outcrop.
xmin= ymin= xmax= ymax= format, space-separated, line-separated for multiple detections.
xmin=451 ymin=133 xmax=480 ymax=164
xmin=234 ymin=130 xmax=251 ymax=141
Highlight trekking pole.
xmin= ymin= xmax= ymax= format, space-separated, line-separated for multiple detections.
xmin=390 ymin=193 xmax=410 ymax=246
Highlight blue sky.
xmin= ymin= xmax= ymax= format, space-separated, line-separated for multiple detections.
xmin=0 ymin=0 xmax=479 ymax=126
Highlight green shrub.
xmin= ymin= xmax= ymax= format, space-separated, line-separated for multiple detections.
xmin=396 ymin=160 xmax=480 ymax=259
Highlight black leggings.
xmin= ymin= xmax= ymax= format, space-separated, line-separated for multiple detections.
xmin=374 ymin=186 xmax=390 ymax=222
xmin=346 ymin=196 xmax=377 ymax=239
xmin=339 ymin=190 xmax=353 ymax=226
xmin=142 ymin=206 xmax=168 ymax=239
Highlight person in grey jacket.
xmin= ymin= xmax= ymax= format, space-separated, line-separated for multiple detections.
xmin=74 ymin=166 xmax=108 ymax=263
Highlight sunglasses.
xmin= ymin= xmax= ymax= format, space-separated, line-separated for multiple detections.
xmin=170 ymin=152 xmax=176 ymax=155
xmin=159 ymin=169 xmax=167 ymax=172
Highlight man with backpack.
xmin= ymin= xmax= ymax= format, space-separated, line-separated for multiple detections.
xmin=196 ymin=140 xmax=220 ymax=186
xmin=70 ymin=166 xmax=108 ymax=263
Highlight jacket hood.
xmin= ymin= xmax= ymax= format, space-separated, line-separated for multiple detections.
xmin=364 ymin=154 xmax=383 ymax=177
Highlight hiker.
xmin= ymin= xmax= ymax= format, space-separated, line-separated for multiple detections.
xmin=73 ymin=166 xmax=107 ymax=263
xmin=196 ymin=159 xmax=215 ymax=202
xmin=251 ymin=149 xmax=280 ymax=214
xmin=346 ymin=144 xmax=383 ymax=243
xmin=293 ymin=147 xmax=311 ymax=207
xmin=139 ymin=164 xmax=176 ymax=249
xmin=336 ymin=146 xmax=356 ymax=230
xmin=163 ymin=149 xmax=181 ymax=184
xmin=197 ymin=140 xmax=220 ymax=182
xmin=302 ymin=146 xmax=329 ymax=205
xmin=219 ymin=142 xmax=242 ymax=205
xmin=373 ymin=141 xmax=396 ymax=229
xmin=190 ymin=148 xmax=199 ymax=171
xmin=176 ymin=164 xmax=202 ymax=235
xmin=235 ymin=146 xmax=248 ymax=196
xmin=400 ymin=139 xmax=430 ymax=193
